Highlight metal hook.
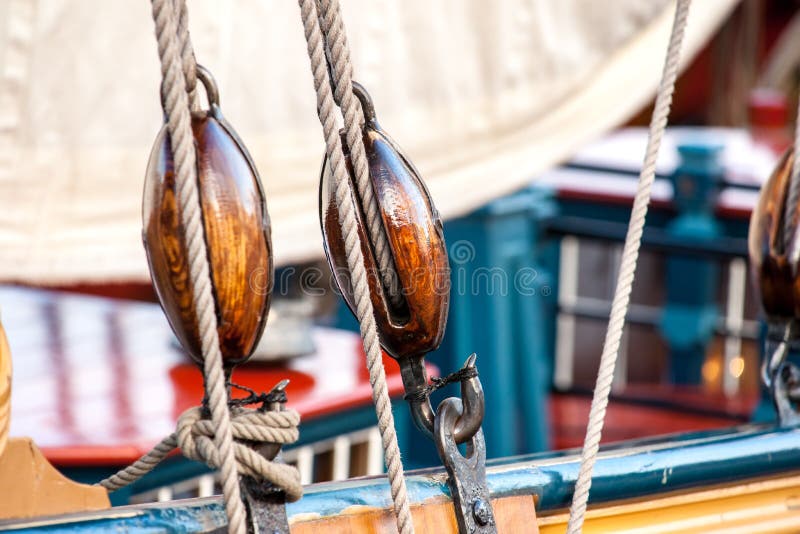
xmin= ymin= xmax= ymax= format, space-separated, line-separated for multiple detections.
xmin=760 ymin=322 xmax=800 ymax=426
xmin=352 ymin=81 xmax=377 ymax=124
xmin=772 ymin=362 xmax=800 ymax=426
xmin=195 ymin=64 xmax=220 ymax=110
xmin=401 ymin=356 xmax=436 ymax=440
xmin=762 ymin=322 xmax=794 ymax=388
xmin=402 ymin=354 xmax=485 ymax=445
xmin=451 ymin=354 xmax=485 ymax=442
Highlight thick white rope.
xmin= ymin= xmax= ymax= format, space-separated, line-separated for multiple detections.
xmin=149 ymin=1 xmax=243 ymax=532
xmin=172 ymin=0 xmax=198 ymax=110
xmin=102 ymin=3 xmax=305 ymax=530
xmin=298 ymin=1 xmax=414 ymax=532
xmin=99 ymin=435 xmax=178 ymax=489
xmin=98 ymin=407 xmax=302 ymax=502
xmin=316 ymin=0 xmax=404 ymax=309
xmin=565 ymin=1 xmax=691 ymax=532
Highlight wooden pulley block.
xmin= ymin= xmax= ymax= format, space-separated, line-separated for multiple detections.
xmin=143 ymin=67 xmax=272 ymax=367
xmin=748 ymin=147 xmax=799 ymax=319
xmin=320 ymin=83 xmax=450 ymax=359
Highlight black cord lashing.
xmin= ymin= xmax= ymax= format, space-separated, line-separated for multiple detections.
xmin=226 ymin=381 xmax=288 ymax=412
xmin=403 ymin=366 xmax=478 ymax=403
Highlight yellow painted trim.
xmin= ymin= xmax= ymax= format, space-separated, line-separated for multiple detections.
xmin=539 ymin=474 xmax=800 ymax=533
xmin=0 ymin=323 xmax=11 ymax=459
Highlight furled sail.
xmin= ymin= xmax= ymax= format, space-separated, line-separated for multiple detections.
xmin=0 ymin=0 xmax=737 ymax=283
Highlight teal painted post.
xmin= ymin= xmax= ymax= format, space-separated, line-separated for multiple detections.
xmin=660 ymin=142 xmax=724 ymax=384
xmin=431 ymin=186 xmax=556 ymax=459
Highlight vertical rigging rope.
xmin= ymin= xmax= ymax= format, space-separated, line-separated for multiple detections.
xmin=173 ymin=0 xmax=198 ymax=110
xmin=316 ymin=0 xmax=404 ymax=310
xmin=566 ymin=1 xmax=691 ymax=532
xmin=149 ymin=1 xmax=245 ymax=533
xmin=297 ymin=1 xmax=415 ymax=532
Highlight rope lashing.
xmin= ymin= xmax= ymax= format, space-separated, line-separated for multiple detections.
xmin=98 ymin=403 xmax=302 ymax=503
xmin=297 ymin=0 xmax=415 ymax=532
xmin=403 ymin=364 xmax=479 ymax=404
xmin=566 ymin=1 xmax=691 ymax=532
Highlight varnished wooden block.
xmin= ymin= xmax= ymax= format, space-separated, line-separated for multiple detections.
xmin=143 ymin=113 xmax=272 ymax=366
xmin=321 ymin=123 xmax=450 ymax=360
xmin=748 ymin=148 xmax=796 ymax=318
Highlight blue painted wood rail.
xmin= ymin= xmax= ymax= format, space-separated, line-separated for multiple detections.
xmin=3 ymin=423 xmax=798 ymax=532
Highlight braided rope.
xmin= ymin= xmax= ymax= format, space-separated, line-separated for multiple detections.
xmin=172 ymin=0 xmax=198 ymax=110
xmin=565 ymin=1 xmax=691 ymax=532
xmin=150 ymin=1 xmax=244 ymax=532
xmin=298 ymin=1 xmax=414 ymax=532
xmin=98 ymin=407 xmax=302 ymax=502
xmin=316 ymin=0 xmax=404 ymax=309
xmin=108 ymin=3 xmax=305 ymax=529
xmin=98 ymin=435 xmax=178 ymax=491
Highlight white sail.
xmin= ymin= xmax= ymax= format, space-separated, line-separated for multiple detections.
xmin=0 ymin=0 xmax=737 ymax=283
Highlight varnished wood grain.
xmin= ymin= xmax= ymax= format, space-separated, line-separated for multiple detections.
xmin=143 ymin=112 xmax=272 ymax=366
xmin=290 ymin=494 xmax=537 ymax=533
xmin=321 ymin=124 xmax=450 ymax=360
xmin=748 ymin=147 xmax=795 ymax=318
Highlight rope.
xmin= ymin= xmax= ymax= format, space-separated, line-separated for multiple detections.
xmin=172 ymin=0 xmax=198 ymax=110
xmin=126 ymin=3 xmax=305 ymax=530
xmin=98 ymin=435 xmax=178 ymax=490
xmin=297 ymin=1 xmax=414 ymax=532
xmin=316 ymin=0 xmax=404 ymax=310
xmin=98 ymin=406 xmax=303 ymax=502
xmin=149 ymin=1 xmax=241 ymax=531
xmin=565 ymin=1 xmax=691 ymax=532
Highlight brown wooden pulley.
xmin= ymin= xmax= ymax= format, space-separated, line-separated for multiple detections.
xmin=143 ymin=66 xmax=272 ymax=367
xmin=748 ymin=147 xmax=798 ymax=319
xmin=319 ymin=83 xmax=450 ymax=360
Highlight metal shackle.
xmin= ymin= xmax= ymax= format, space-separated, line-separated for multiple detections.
xmin=402 ymin=353 xmax=486 ymax=444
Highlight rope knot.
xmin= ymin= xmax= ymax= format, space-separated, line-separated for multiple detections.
xmin=176 ymin=405 xmax=303 ymax=502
